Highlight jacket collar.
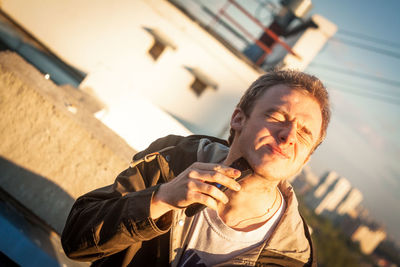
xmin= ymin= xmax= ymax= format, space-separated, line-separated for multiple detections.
xmin=264 ymin=180 xmax=311 ymax=263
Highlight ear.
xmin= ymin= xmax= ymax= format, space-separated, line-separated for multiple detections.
xmin=230 ymin=108 xmax=246 ymax=132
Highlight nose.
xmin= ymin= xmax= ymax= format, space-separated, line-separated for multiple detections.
xmin=278 ymin=123 xmax=297 ymax=146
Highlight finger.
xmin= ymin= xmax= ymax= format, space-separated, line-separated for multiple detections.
xmin=190 ymin=180 xmax=229 ymax=204
xmin=187 ymin=191 xmax=219 ymax=210
xmin=187 ymin=169 xmax=241 ymax=192
xmin=191 ymin=162 xmax=240 ymax=178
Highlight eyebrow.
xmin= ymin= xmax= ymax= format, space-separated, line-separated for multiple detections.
xmin=266 ymin=108 xmax=315 ymax=141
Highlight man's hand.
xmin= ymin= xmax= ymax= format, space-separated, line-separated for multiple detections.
xmin=150 ymin=162 xmax=241 ymax=219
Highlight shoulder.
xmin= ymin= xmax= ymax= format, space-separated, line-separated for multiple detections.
xmin=133 ymin=134 xmax=228 ymax=160
xmin=132 ymin=134 xmax=228 ymax=179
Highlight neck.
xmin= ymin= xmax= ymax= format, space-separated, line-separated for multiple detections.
xmin=217 ymin=173 xmax=281 ymax=231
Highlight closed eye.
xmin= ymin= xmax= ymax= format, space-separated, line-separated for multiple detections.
xmin=297 ymin=132 xmax=310 ymax=145
xmin=265 ymin=112 xmax=285 ymax=122
xmin=298 ymin=127 xmax=313 ymax=144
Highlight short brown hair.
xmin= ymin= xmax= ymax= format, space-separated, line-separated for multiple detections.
xmin=228 ymin=69 xmax=330 ymax=154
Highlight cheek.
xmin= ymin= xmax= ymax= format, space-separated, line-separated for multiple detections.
xmin=296 ymin=146 xmax=311 ymax=162
xmin=254 ymin=126 xmax=272 ymax=142
xmin=254 ymin=121 xmax=273 ymax=135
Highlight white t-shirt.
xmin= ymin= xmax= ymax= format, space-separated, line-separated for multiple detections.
xmin=179 ymin=190 xmax=286 ymax=266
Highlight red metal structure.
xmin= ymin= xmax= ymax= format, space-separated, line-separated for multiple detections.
xmin=211 ymin=0 xmax=300 ymax=66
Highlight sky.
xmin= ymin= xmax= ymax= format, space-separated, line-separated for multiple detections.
xmin=303 ymin=0 xmax=400 ymax=244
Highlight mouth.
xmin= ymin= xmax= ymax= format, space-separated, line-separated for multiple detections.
xmin=267 ymin=145 xmax=290 ymax=159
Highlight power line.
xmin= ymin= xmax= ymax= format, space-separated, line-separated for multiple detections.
xmin=330 ymin=37 xmax=400 ymax=60
xmin=326 ymin=83 xmax=400 ymax=106
xmin=308 ymin=62 xmax=400 ymax=88
xmin=317 ymin=73 xmax=400 ymax=98
xmin=326 ymin=79 xmax=400 ymax=100
xmin=337 ymin=29 xmax=400 ymax=49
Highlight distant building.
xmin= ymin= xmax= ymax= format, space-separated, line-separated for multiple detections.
xmin=313 ymin=171 xmax=338 ymax=199
xmin=298 ymin=169 xmax=387 ymax=253
xmin=315 ymin=176 xmax=351 ymax=215
xmin=307 ymin=170 xmax=361 ymax=217
xmin=302 ymin=165 xmax=320 ymax=187
xmin=336 ymin=188 xmax=363 ymax=218
xmin=352 ymin=225 xmax=387 ymax=254
xmin=289 ymin=165 xmax=320 ymax=195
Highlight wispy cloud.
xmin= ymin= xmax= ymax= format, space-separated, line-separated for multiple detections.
xmin=330 ymin=90 xmax=387 ymax=152
xmin=357 ymin=124 xmax=385 ymax=150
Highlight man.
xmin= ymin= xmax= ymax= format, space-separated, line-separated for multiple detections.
xmin=62 ymin=69 xmax=330 ymax=266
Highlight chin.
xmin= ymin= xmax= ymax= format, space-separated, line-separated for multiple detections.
xmin=254 ymin=162 xmax=299 ymax=182
xmin=247 ymin=153 xmax=298 ymax=179
xmin=253 ymin=165 xmax=285 ymax=181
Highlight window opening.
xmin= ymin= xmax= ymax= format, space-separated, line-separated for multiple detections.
xmin=184 ymin=66 xmax=218 ymax=97
xmin=143 ymin=27 xmax=176 ymax=61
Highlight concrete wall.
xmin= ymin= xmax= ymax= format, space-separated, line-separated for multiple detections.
xmin=0 ymin=51 xmax=135 ymax=233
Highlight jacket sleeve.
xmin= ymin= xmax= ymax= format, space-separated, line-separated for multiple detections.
xmin=61 ymin=137 xmax=182 ymax=262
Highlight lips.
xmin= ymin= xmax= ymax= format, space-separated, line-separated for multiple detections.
xmin=267 ymin=144 xmax=290 ymax=159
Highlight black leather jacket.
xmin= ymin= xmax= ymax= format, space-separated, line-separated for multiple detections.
xmin=61 ymin=135 xmax=316 ymax=266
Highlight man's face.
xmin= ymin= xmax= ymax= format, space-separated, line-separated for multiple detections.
xmin=231 ymin=84 xmax=323 ymax=181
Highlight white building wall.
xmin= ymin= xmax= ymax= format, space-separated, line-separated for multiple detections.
xmin=2 ymin=0 xmax=262 ymax=150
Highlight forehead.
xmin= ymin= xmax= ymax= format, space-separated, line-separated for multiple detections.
xmin=253 ymin=84 xmax=322 ymax=134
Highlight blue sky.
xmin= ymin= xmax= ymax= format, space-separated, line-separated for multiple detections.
xmin=306 ymin=0 xmax=400 ymax=243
